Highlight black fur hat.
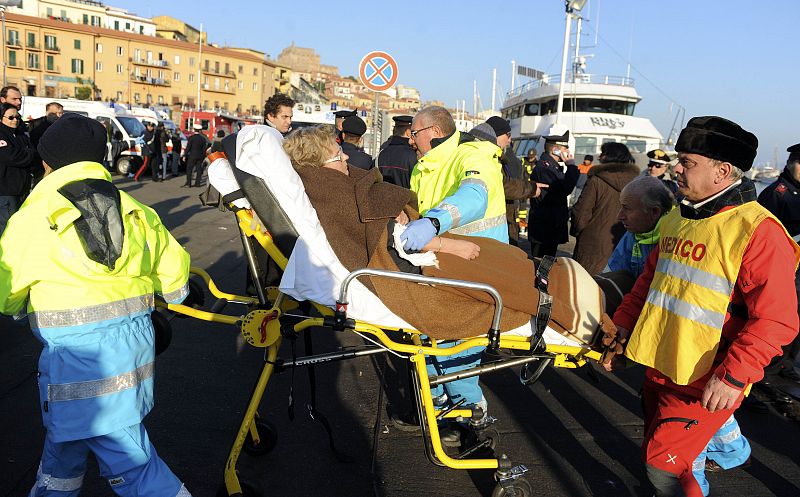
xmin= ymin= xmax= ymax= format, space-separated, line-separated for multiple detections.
xmin=675 ymin=116 xmax=757 ymax=171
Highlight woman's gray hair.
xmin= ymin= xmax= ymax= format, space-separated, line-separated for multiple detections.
xmin=622 ymin=176 xmax=674 ymax=213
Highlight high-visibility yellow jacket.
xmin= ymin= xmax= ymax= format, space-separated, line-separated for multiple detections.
xmin=0 ymin=161 xmax=190 ymax=441
xmin=625 ymin=202 xmax=799 ymax=385
xmin=410 ymin=132 xmax=507 ymax=243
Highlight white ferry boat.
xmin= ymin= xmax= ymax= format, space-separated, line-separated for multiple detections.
xmin=502 ymin=73 xmax=663 ymax=163
xmin=501 ymin=2 xmax=664 ymax=164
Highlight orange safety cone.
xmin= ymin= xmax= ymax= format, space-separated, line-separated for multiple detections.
xmin=133 ymin=156 xmax=150 ymax=181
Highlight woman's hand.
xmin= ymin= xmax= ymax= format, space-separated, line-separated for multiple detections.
xmin=441 ymin=238 xmax=480 ymax=260
xmin=395 ymin=211 xmax=410 ymax=225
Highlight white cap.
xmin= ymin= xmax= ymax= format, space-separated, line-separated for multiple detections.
xmin=193 ymin=124 xmax=203 ymax=130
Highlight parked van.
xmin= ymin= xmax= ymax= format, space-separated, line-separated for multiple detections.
xmin=20 ymin=97 xmax=146 ymax=175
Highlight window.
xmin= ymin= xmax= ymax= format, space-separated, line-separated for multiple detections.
xmin=252 ymin=82 xmax=258 ymax=91
xmin=116 ymin=64 xmax=123 ymax=74
xmin=116 ymin=91 xmax=123 ymax=101
xmin=134 ymin=92 xmax=140 ymax=102
xmin=224 ymin=81 xmax=230 ymax=91
xmin=45 ymin=55 xmax=54 ymax=71
xmin=8 ymin=30 xmax=19 ymax=46
xmin=27 ymin=32 xmax=36 ymax=48
xmin=174 ymin=55 xmax=180 ymax=65
xmin=96 ymin=43 xmax=103 ymax=53
xmin=214 ymin=61 xmax=219 ymax=73
xmin=214 ymin=77 xmax=220 ymax=89
xmin=71 ymin=58 xmax=84 ymax=74
xmin=188 ymin=73 xmax=194 ymax=83
xmin=238 ymin=80 xmax=243 ymax=90
xmin=158 ymin=70 xmax=165 ymax=79
xmin=60 ymin=10 xmax=67 ymax=20
xmin=146 ymin=51 xmax=153 ymax=63
xmin=238 ymin=65 xmax=243 ymax=74
xmin=27 ymin=52 xmax=40 ymax=69
xmin=173 ymin=72 xmax=180 ymax=81
xmin=189 ymin=56 xmax=195 ymax=66
xmin=82 ymin=14 xmax=88 ymax=24
xmin=114 ymin=20 xmax=119 ymax=30
xmin=134 ymin=48 xmax=141 ymax=61
xmin=74 ymin=39 xmax=80 ymax=50
xmin=95 ymin=62 xmax=103 ymax=71
xmin=7 ymin=50 xmax=16 ymax=67
xmin=158 ymin=95 xmax=164 ymax=104
xmin=46 ymin=7 xmax=52 ymax=16
xmin=44 ymin=35 xmax=57 ymax=50
xmin=91 ymin=16 xmax=101 ymax=27
xmin=253 ymin=68 xmax=257 ymax=76
xmin=125 ymin=22 xmax=131 ymax=30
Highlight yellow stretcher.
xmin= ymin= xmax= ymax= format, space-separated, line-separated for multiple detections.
xmin=160 ymin=207 xmax=602 ymax=497
xmin=158 ymin=128 xmax=605 ymax=497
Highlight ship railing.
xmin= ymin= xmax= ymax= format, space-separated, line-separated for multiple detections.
xmin=507 ymin=73 xmax=635 ymax=98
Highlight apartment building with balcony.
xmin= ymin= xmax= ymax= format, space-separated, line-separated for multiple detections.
xmin=5 ymin=11 xmax=291 ymax=117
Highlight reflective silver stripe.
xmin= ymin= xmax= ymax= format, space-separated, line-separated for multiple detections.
xmin=710 ymin=425 xmax=742 ymax=445
xmin=656 ymin=259 xmax=734 ymax=296
xmin=35 ymin=465 xmax=84 ymax=492
xmin=721 ymin=415 xmax=735 ymax=428
xmin=162 ymin=283 xmax=189 ymax=304
xmin=435 ymin=202 xmax=461 ymax=228
xmin=175 ymin=484 xmax=193 ymax=497
xmin=48 ymin=362 xmax=154 ymax=402
xmin=450 ymin=214 xmax=506 ymax=236
xmin=793 ymin=233 xmax=800 ymax=243
xmin=691 ymin=455 xmax=706 ymax=472
xmin=646 ymin=289 xmax=725 ymax=329
xmin=31 ymin=294 xmax=155 ymax=329
xmin=461 ymin=177 xmax=488 ymax=193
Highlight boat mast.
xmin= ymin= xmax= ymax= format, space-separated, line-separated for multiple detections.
xmin=556 ymin=1 xmax=586 ymax=125
xmin=491 ymin=68 xmax=497 ymax=112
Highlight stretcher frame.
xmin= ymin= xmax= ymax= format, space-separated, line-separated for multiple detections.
xmin=160 ymin=203 xmax=602 ymax=497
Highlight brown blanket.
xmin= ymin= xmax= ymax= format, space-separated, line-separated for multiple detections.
xmin=298 ymin=165 xmax=582 ymax=340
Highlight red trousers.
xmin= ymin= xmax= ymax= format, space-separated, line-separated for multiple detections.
xmin=642 ymin=374 xmax=743 ymax=497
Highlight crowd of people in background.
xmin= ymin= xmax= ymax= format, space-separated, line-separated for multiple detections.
xmin=3 ymin=86 xmax=800 ymax=497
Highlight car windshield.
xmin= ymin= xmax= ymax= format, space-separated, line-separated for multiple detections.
xmin=118 ymin=116 xmax=145 ymax=138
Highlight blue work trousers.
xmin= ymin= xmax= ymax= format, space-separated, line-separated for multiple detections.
xmin=29 ymin=423 xmax=189 ymax=497
xmin=426 ymin=341 xmax=484 ymax=407
xmin=691 ymin=415 xmax=751 ymax=496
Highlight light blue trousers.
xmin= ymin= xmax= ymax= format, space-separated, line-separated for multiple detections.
xmin=691 ymin=415 xmax=751 ymax=496
xmin=426 ymin=341 xmax=484 ymax=407
xmin=29 ymin=423 xmax=190 ymax=497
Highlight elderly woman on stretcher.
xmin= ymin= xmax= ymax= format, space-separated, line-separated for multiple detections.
xmin=280 ymin=125 xmax=615 ymax=345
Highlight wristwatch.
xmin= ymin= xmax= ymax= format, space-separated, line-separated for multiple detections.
xmin=425 ymin=217 xmax=441 ymax=235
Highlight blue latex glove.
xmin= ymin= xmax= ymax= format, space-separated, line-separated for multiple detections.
xmin=400 ymin=218 xmax=437 ymax=252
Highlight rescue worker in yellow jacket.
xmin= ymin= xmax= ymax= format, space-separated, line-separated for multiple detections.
xmin=402 ymin=106 xmax=506 ymax=443
xmin=0 ymin=114 xmax=192 ymax=497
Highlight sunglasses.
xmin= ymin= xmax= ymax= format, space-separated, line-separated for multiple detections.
xmin=3 ymin=115 xmax=19 ymax=121
xmin=647 ymin=162 xmax=667 ymax=168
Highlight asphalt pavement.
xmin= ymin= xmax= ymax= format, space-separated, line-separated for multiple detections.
xmin=2 ymin=173 xmax=799 ymax=497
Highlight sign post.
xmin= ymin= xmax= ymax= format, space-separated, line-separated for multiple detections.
xmin=358 ymin=51 xmax=398 ymax=156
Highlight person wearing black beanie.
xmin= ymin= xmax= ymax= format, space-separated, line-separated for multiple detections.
xmin=37 ymin=112 xmax=108 ymax=172
xmin=0 ymin=113 xmax=194 ymax=496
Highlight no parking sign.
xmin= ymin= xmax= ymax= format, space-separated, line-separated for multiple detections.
xmin=358 ymin=51 xmax=398 ymax=92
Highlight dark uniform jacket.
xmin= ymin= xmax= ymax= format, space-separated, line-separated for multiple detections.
xmin=0 ymin=122 xmax=34 ymax=196
xmin=377 ymin=135 xmax=417 ymax=188
xmin=185 ymin=133 xmax=209 ymax=160
xmin=529 ymin=153 xmax=580 ymax=245
xmin=342 ymin=141 xmax=374 ymax=170
xmin=758 ymin=171 xmax=800 ymax=238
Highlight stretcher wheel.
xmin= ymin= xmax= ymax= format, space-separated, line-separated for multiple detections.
xmin=151 ymin=309 xmax=172 ymax=356
xmin=175 ymin=278 xmax=206 ymax=318
xmin=492 ymin=478 xmax=532 ymax=497
xmin=242 ymin=421 xmax=277 ymax=456
xmin=216 ymin=480 xmax=261 ymax=497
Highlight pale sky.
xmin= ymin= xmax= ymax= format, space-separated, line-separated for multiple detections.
xmin=114 ymin=0 xmax=798 ymax=166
